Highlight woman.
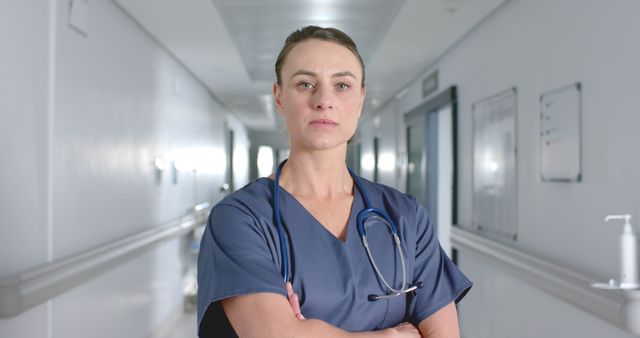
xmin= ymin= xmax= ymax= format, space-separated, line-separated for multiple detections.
xmin=197 ymin=26 xmax=472 ymax=338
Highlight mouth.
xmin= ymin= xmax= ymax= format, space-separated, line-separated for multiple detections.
xmin=310 ymin=118 xmax=338 ymax=127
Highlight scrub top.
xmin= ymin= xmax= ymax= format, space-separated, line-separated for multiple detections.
xmin=197 ymin=176 xmax=472 ymax=337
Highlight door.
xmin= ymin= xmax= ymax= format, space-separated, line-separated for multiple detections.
xmin=405 ymin=87 xmax=457 ymax=256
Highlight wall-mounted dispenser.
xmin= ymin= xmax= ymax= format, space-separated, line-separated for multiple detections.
xmin=593 ymin=215 xmax=639 ymax=290
xmin=591 ymin=214 xmax=640 ymax=335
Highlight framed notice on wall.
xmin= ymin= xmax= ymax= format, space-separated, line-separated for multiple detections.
xmin=540 ymin=83 xmax=582 ymax=182
xmin=472 ymin=88 xmax=518 ymax=240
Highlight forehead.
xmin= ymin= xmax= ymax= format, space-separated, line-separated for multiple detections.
xmin=282 ymin=39 xmax=362 ymax=78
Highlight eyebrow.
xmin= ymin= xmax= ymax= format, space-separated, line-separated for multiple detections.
xmin=289 ymin=69 xmax=357 ymax=80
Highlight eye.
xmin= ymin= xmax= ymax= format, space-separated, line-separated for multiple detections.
xmin=297 ymin=81 xmax=314 ymax=90
xmin=336 ymin=82 xmax=351 ymax=90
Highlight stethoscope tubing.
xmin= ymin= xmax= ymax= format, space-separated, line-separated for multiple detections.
xmin=273 ymin=159 xmax=421 ymax=300
xmin=274 ymin=160 xmax=290 ymax=283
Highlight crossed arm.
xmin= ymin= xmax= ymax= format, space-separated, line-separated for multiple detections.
xmin=220 ymin=284 xmax=461 ymax=338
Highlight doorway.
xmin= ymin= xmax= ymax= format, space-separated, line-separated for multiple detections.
xmin=404 ymin=87 xmax=457 ymax=256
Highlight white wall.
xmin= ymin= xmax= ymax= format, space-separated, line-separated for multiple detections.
xmin=0 ymin=0 xmax=248 ymax=337
xmin=0 ymin=0 xmax=50 ymax=282
xmin=362 ymin=0 xmax=640 ymax=336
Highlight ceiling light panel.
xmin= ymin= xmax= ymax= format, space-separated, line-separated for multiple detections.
xmin=211 ymin=0 xmax=406 ymax=82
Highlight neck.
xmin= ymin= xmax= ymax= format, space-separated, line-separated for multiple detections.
xmin=278 ymin=146 xmax=353 ymax=199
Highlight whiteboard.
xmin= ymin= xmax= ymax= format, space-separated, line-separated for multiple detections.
xmin=472 ymin=88 xmax=518 ymax=240
xmin=540 ymin=83 xmax=582 ymax=182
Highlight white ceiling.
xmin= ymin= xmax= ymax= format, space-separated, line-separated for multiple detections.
xmin=115 ymin=0 xmax=507 ymax=130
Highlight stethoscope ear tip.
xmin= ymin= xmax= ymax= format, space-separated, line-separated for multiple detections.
xmin=368 ymin=294 xmax=379 ymax=302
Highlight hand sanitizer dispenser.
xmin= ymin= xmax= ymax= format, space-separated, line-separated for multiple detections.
xmin=606 ymin=215 xmax=640 ymax=289
xmin=593 ymin=215 xmax=639 ymax=290
xmin=590 ymin=214 xmax=640 ymax=336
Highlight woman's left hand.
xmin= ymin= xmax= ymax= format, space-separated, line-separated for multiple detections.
xmin=286 ymin=282 xmax=306 ymax=320
xmin=382 ymin=322 xmax=422 ymax=338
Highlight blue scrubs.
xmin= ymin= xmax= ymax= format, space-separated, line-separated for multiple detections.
xmin=197 ymin=176 xmax=471 ymax=336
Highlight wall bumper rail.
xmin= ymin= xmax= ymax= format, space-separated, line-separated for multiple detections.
xmin=451 ymin=226 xmax=640 ymax=336
xmin=0 ymin=202 xmax=212 ymax=319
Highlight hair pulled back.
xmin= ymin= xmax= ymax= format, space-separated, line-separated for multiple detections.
xmin=275 ymin=26 xmax=365 ymax=88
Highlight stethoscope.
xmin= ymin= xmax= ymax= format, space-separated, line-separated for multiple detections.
xmin=273 ymin=159 xmax=423 ymax=301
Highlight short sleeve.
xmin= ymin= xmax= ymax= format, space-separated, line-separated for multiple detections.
xmin=407 ymin=199 xmax=472 ymax=324
xmin=197 ymin=203 xmax=287 ymax=334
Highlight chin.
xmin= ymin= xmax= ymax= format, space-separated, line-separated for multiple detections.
xmin=299 ymin=136 xmax=348 ymax=151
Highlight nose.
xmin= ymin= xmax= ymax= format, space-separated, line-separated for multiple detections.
xmin=310 ymin=84 xmax=334 ymax=110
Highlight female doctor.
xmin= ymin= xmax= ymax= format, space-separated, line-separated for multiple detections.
xmin=197 ymin=26 xmax=472 ymax=338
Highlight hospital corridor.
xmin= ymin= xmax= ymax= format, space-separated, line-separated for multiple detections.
xmin=2 ymin=0 xmax=640 ymax=337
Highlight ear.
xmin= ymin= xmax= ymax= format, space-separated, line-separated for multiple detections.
xmin=273 ymin=82 xmax=284 ymax=116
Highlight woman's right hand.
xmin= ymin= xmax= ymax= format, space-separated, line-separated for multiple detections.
xmin=382 ymin=322 xmax=422 ymax=338
xmin=286 ymin=282 xmax=306 ymax=320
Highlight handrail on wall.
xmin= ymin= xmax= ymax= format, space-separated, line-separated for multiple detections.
xmin=0 ymin=202 xmax=212 ymax=319
xmin=451 ymin=226 xmax=640 ymax=336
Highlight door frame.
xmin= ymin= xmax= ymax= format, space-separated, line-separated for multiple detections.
xmin=403 ymin=86 xmax=459 ymax=226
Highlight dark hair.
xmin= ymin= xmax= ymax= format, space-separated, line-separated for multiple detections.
xmin=275 ymin=26 xmax=365 ymax=88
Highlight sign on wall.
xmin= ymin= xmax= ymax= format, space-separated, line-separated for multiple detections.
xmin=422 ymin=71 xmax=438 ymax=98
